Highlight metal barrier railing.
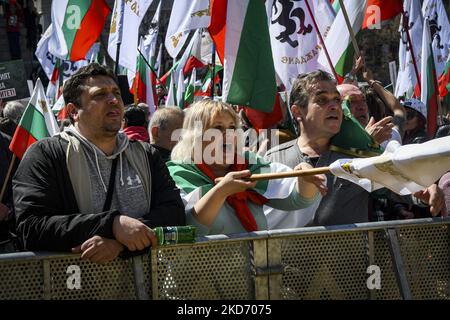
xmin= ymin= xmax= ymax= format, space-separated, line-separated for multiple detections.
xmin=1 ymin=218 xmax=449 ymax=300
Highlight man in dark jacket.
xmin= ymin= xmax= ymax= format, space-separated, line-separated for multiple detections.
xmin=13 ymin=63 xmax=185 ymax=263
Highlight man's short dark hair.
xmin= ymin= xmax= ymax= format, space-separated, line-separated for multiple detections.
xmin=290 ymin=70 xmax=335 ymax=109
xmin=124 ymin=106 xmax=146 ymax=127
xmin=63 ymin=63 xmax=117 ymax=108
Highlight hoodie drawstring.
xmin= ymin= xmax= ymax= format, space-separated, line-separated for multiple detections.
xmin=119 ymin=153 xmax=124 ymax=186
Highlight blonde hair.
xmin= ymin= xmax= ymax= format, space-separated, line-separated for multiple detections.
xmin=171 ymin=99 xmax=240 ymax=163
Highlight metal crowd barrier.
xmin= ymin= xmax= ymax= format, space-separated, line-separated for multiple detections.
xmin=0 ymin=218 xmax=449 ymax=300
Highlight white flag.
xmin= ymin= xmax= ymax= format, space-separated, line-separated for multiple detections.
xmin=108 ymin=0 xmax=153 ymax=72
xmin=422 ymin=0 xmax=450 ymax=77
xmin=165 ymin=0 xmax=211 ymax=58
xmin=155 ymin=44 xmax=163 ymax=77
xmin=36 ymin=25 xmax=99 ymax=82
xmin=330 ymin=137 xmax=450 ymax=195
xmin=395 ymin=0 xmax=423 ymax=98
xmin=267 ymin=0 xmax=335 ymax=91
xmin=176 ymin=69 xmax=185 ymax=108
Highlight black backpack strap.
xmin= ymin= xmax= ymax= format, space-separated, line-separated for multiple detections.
xmin=102 ymin=157 xmax=119 ymax=212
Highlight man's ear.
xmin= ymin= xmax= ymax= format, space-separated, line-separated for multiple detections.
xmin=291 ymin=104 xmax=303 ymax=121
xmin=66 ymin=103 xmax=79 ymax=121
xmin=150 ymin=126 xmax=159 ymax=139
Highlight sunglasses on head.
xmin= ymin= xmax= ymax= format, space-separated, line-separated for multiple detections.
xmin=406 ymin=110 xmax=417 ymax=120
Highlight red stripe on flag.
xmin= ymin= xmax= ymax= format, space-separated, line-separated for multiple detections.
xmin=183 ymin=56 xmax=206 ymax=75
xmin=439 ymin=69 xmax=450 ymax=97
xmin=9 ymin=126 xmax=38 ymax=159
xmin=208 ymin=0 xmax=227 ymax=65
xmin=244 ymin=93 xmax=283 ymax=130
xmin=363 ymin=0 xmax=402 ymax=29
xmin=70 ymin=0 xmax=110 ymax=61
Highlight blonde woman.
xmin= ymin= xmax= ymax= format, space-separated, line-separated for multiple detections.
xmin=167 ymin=99 xmax=327 ymax=236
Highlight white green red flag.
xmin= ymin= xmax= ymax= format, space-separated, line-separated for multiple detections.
xmin=330 ymin=137 xmax=450 ymax=195
xmin=422 ymin=0 xmax=450 ymax=78
xmin=420 ymin=18 xmax=439 ymax=137
xmin=165 ymin=0 xmax=211 ymax=58
xmin=9 ymin=79 xmax=59 ymax=159
xmin=318 ymin=0 xmax=367 ymax=83
xmin=49 ymin=0 xmax=109 ymax=61
xmin=184 ymin=68 xmax=196 ymax=108
xmin=266 ymin=0 xmax=335 ymax=91
xmin=209 ymin=0 xmax=277 ymax=112
xmin=439 ymin=55 xmax=450 ymax=97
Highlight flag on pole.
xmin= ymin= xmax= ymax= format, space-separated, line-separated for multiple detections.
xmin=108 ymin=0 xmax=153 ymax=73
xmin=46 ymin=58 xmax=62 ymax=106
xmin=209 ymin=0 xmax=277 ymax=112
xmin=422 ymin=0 xmax=450 ymax=77
xmin=420 ymin=18 xmax=439 ymax=137
xmin=244 ymin=92 xmax=283 ymax=131
xmin=49 ymin=0 xmax=110 ymax=61
xmin=266 ymin=0 xmax=336 ymax=92
xmin=166 ymin=68 xmax=176 ymax=107
xmin=165 ymin=0 xmax=211 ymax=58
xmin=395 ymin=0 xmax=423 ymax=98
xmin=9 ymin=79 xmax=59 ymax=159
xmin=330 ymin=137 xmax=450 ymax=195
xmin=439 ymin=55 xmax=450 ymax=97
xmin=196 ymin=65 xmax=223 ymax=97
xmin=318 ymin=0 xmax=367 ymax=83
xmin=184 ymin=68 xmax=196 ymax=108
xmin=36 ymin=25 xmax=99 ymax=82
xmin=130 ymin=40 xmax=157 ymax=114
xmin=176 ymin=69 xmax=185 ymax=109
xmin=362 ymin=0 xmax=403 ymax=29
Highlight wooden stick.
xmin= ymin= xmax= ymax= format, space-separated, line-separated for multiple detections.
xmin=304 ymin=0 xmax=340 ymax=82
xmin=338 ymin=0 xmax=361 ymax=58
xmin=0 ymin=154 xmax=16 ymax=202
xmin=216 ymin=167 xmax=330 ymax=183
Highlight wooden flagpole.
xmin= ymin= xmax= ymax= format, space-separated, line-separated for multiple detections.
xmin=216 ymin=166 xmax=330 ymax=182
xmin=304 ymin=0 xmax=339 ymax=82
xmin=337 ymin=0 xmax=361 ymax=58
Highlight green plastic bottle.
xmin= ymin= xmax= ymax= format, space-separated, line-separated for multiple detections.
xmin=154 ymin=226 xmax=197 ymax=245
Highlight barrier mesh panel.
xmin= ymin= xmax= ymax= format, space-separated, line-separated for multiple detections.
xmin=280 ymin=232 xmax=368 ymax=299
xmin=154 ymin=241 xmax=254 ymax=300
xmin=397 ymin=224 xmax=450 ymax=300
xmin=49 ymin=256 xmax=136 ymax=300
xmin=372 ymin=230 xmax=401 ymax=299
xmin=0 ymin=260 xmax=43 ymax=299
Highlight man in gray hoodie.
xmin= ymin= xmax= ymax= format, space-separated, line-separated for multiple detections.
xmin=13 ymin=64 xmax=185 ymax=263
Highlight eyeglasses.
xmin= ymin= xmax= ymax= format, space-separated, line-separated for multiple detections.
xmin=406 ymin=110 xmax=417 ymax=120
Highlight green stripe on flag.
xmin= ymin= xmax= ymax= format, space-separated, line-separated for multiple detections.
xmin=62 ymin=0 xmax=92 ymax=59
xmin=19 ymin=103 xmax=50 ymax=141
xmin=335 ymin=43 xmax=355 ymax=78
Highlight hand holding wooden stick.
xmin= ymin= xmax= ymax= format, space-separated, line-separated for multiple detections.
xmin=215 ymin=167 xmax=330 ymax=183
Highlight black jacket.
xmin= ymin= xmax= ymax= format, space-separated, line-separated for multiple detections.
xmin=13 ymin=136 xmax=185 ymax=252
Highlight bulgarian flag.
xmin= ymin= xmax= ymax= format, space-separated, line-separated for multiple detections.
xmin=130 ymin=41 xmax=157 ymax=113
xmin=439 ymin=56 xmax=450 ymax=97
xmin=244 ymin=92 xmax=283 ymax=131
xmin=184 ymin=68 xmax=197 ymax=108
xmin=420 ymin=18 xmax=439 ymax=137
xmin=318 ymin=0 xmax=367 ymax=83
xmin=49 ymin=0 xmax=110 ymax=61
xmin=9 ymin=79 xmax=59 ymax=159
xmin=195 ymin=65 xmax=223 ymax=97
xmin=208 ymin=0 xmax=277 ymax=112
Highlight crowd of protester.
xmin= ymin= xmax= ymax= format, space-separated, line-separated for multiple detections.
xmin=0 ymin=62 xmax=449 ymax=263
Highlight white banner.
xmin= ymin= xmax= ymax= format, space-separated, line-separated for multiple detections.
xmin=108 ymin=0 xmax=153 ymax=72
xmin=267 ymin=0 xmax=335 ymax=91
xmin=165 ymin=0 xmax=211 ymax=58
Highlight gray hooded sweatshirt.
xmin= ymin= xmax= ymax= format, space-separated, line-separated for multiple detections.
xmin=61 ymin=126 xmax=150 ymax=218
